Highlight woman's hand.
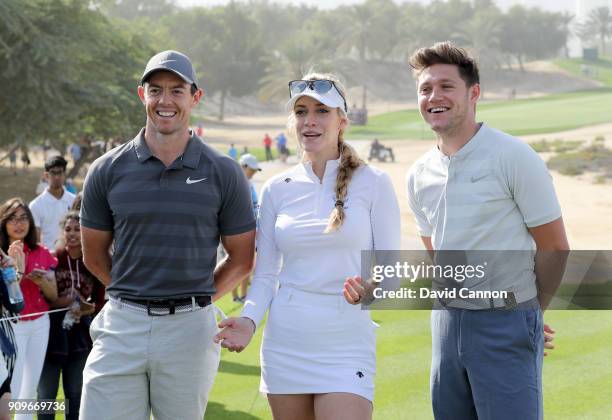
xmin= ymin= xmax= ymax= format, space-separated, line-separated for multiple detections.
xmin=27 ymin=268 xmax=58 ymax=302
xmin=213 ymin=317 xmax=256 ymax=352
xmin=0 ymin=249 xmax=15 ymax=269
xmin=7 ymin=241 xmax=25 ymax=273
xmin=343 ymin=275 xmax=366 ymax=305
xmin=27 ymin=269 xmax=51 ymax=286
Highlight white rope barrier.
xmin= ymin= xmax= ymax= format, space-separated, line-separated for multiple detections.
xmin=0 ymin=307 xmax=69 ymax=323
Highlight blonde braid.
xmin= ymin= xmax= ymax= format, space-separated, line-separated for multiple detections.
xmin=324 ymin=132 xmax=364 ymax=233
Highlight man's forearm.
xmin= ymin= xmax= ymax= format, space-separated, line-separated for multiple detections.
xmin=83 ymin=253 xmax=112 ymax=286
xmin=212 ymin=257 xmax=254 ymax=302
xmin=535 ymin=250 xmax=569 ymax=311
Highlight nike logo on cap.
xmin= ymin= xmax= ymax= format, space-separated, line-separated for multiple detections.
xmin=158 ymin=59 xmax=177 ymax=65
xmin=186 ymin=177 xmax=207 ymax=184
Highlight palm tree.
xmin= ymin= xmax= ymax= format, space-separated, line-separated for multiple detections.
xmin=559 ymin=11 xmax=574 ymax=58
xmin=584 ymin=7 xmax=612 ymax=56
xmin=258 ymin=36 xmax=329 ymax=103
xmin=343 ymin=3 xmax=372 ymax=62
xmin=451 ymin=9 xmax=502 ymax=69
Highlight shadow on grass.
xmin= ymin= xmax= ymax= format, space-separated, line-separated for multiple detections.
xmin=218 ymin=360 xmax=261 ymax=376
xmin=205 ymin=401 xmax=261 ymax=420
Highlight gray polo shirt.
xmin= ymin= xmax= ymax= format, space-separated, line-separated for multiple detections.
xmin=406 ymin=123 xmax=562 ymax=307
xmin=81 ymin=129 xmax=255 ymax=299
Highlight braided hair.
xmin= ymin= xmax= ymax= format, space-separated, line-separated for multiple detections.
xmin=324 ymin=132 xmax=364 ymax=233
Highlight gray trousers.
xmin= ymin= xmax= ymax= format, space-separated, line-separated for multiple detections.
xmin=79 ymin=299 xmax=220 ymax=420
xmin=431 ymin=298 xmax=544 ymax=420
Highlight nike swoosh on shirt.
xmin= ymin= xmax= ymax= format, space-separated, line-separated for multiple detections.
xmin=470 ymin=174 xmax=489 ymax=183
xmin=186 ymin=177 xmax=207 ymax=184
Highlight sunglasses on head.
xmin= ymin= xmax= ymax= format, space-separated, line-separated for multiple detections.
xmin=288 ymin=79 xmax=347 ymax=112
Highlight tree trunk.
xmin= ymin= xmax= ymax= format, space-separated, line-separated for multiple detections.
xmin=218 ymin=89 xmax=226 ymax=121
xmin=516 ymin=54 xmax=525 ymax=72
xmin=0 ymin=143 xmax=20 ymax=163
xmin=359 ymin=35 xmax=366 ymax=62
xmin=67 ymin=143 xmax=93 ymax=179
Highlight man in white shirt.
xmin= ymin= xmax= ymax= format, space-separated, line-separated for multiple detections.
xmin=406 ymin=42 xmax=569 ymax=420
xmin=29 ymin=155 xmax=76 ymax=250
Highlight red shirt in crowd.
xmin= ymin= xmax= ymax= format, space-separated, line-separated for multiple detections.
xmin=20 ymin=243 xmax=58 ymax=320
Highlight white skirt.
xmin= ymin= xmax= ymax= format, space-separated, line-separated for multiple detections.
xmin=260 ymin=285 xmax=377 ymax=401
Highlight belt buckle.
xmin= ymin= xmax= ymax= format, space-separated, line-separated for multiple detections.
xmin=503 ymin=292 xmax=517 ymax=310
xmin=146 ymin=299 xmax=175 ymax=316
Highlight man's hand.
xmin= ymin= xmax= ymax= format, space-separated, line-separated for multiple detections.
xmin=213 ymin=317 xmax=256 ymax=352
xmin=343 ymin=276 xmax=366 ymax=305
xmin=544 ymin=323 xmax=555 ymax=357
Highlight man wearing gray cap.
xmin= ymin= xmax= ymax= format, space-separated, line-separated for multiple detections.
xmin=231 ymin=153 xmax=262 ymax=303
xmin=79 ymin=50 xmax=256 ymax=419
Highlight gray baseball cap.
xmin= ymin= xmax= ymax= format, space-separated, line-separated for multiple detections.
xmin=141 ymin=50 xmax=198 ymax=89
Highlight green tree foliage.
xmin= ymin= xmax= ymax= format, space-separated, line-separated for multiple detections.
xmin=0 ymin=0 xmax=578 ymax=151
xmin=102 ymin=0 xmax=176 ymax=21
xmin=161 ymin=3 xmax=265 ymax=120
xmin=451 ymin=3 xmax=503 ymax=69
xmin=578 ymin=7 xmax=612 ymax=56
xmin=499 ymin=6 xmax=567 ymax=71
xmin=0 ymin=0 xmax=153 ymax=149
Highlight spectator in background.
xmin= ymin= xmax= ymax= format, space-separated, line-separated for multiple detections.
xmin=263 ymin=133 xmax=273 ymax=161
xmin=42 ymin=140 xmax=51 ymax=162
xmin=64 ymin=179 xmax=77 ymax=195
xmin=228 ymin=143 xmax=238 ymax=160
xmin=68 ymin=143 xmax=81 ymax=167
xmin=20 ymin=146 xmax=30 ymax=172
xmin=232 ymin=154 xmax=262 ymax=304
xmin=275 ymin=132 xmax=289 ymax=163
xmin=195 ymin=123 xmax=204 ymax=138
xmin=9 ymin=150 xmax=17 ymax=175
xmin=37 ymin=212 xmax=106 ymax=420
xmin=0 ymin=247 xmax=25 ymax=420
xmin=29 ymin=156 xmax=76 ymax=250
xmin=1 ymin=198 xmax=57 ymax=420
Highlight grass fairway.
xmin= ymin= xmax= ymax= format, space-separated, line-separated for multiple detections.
xmin=555 ymin=57 xmax=612 ymax=87
xmin=347 ymin=89 xmax=612 ymax=140
xmin=205 ymin=297 xmax=612 ymax=419
xmin=48 ymin=303 xmax=612 ymax=419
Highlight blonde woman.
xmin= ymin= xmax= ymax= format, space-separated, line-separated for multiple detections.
xmin=215 ymin=73 xmax=401 ymax=420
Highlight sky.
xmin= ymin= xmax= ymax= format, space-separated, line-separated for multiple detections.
xmin=174 ymin=0 xmax=579 ymax=13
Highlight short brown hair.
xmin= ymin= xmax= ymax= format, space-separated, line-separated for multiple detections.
xmin=409 ymin=41 xmax=479 ymax=87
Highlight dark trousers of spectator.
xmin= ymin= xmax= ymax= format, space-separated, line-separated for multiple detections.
xmin=37 ymin=352 xmax=88 ymax=420
xmin=265 ymin=145 xmax=273 ymax=161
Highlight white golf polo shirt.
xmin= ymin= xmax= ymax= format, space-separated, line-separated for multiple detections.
xmin=243 ymin=160 xmax=401 ymax=326
xmin=406 ymin=123 xmax=562 ymax=308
